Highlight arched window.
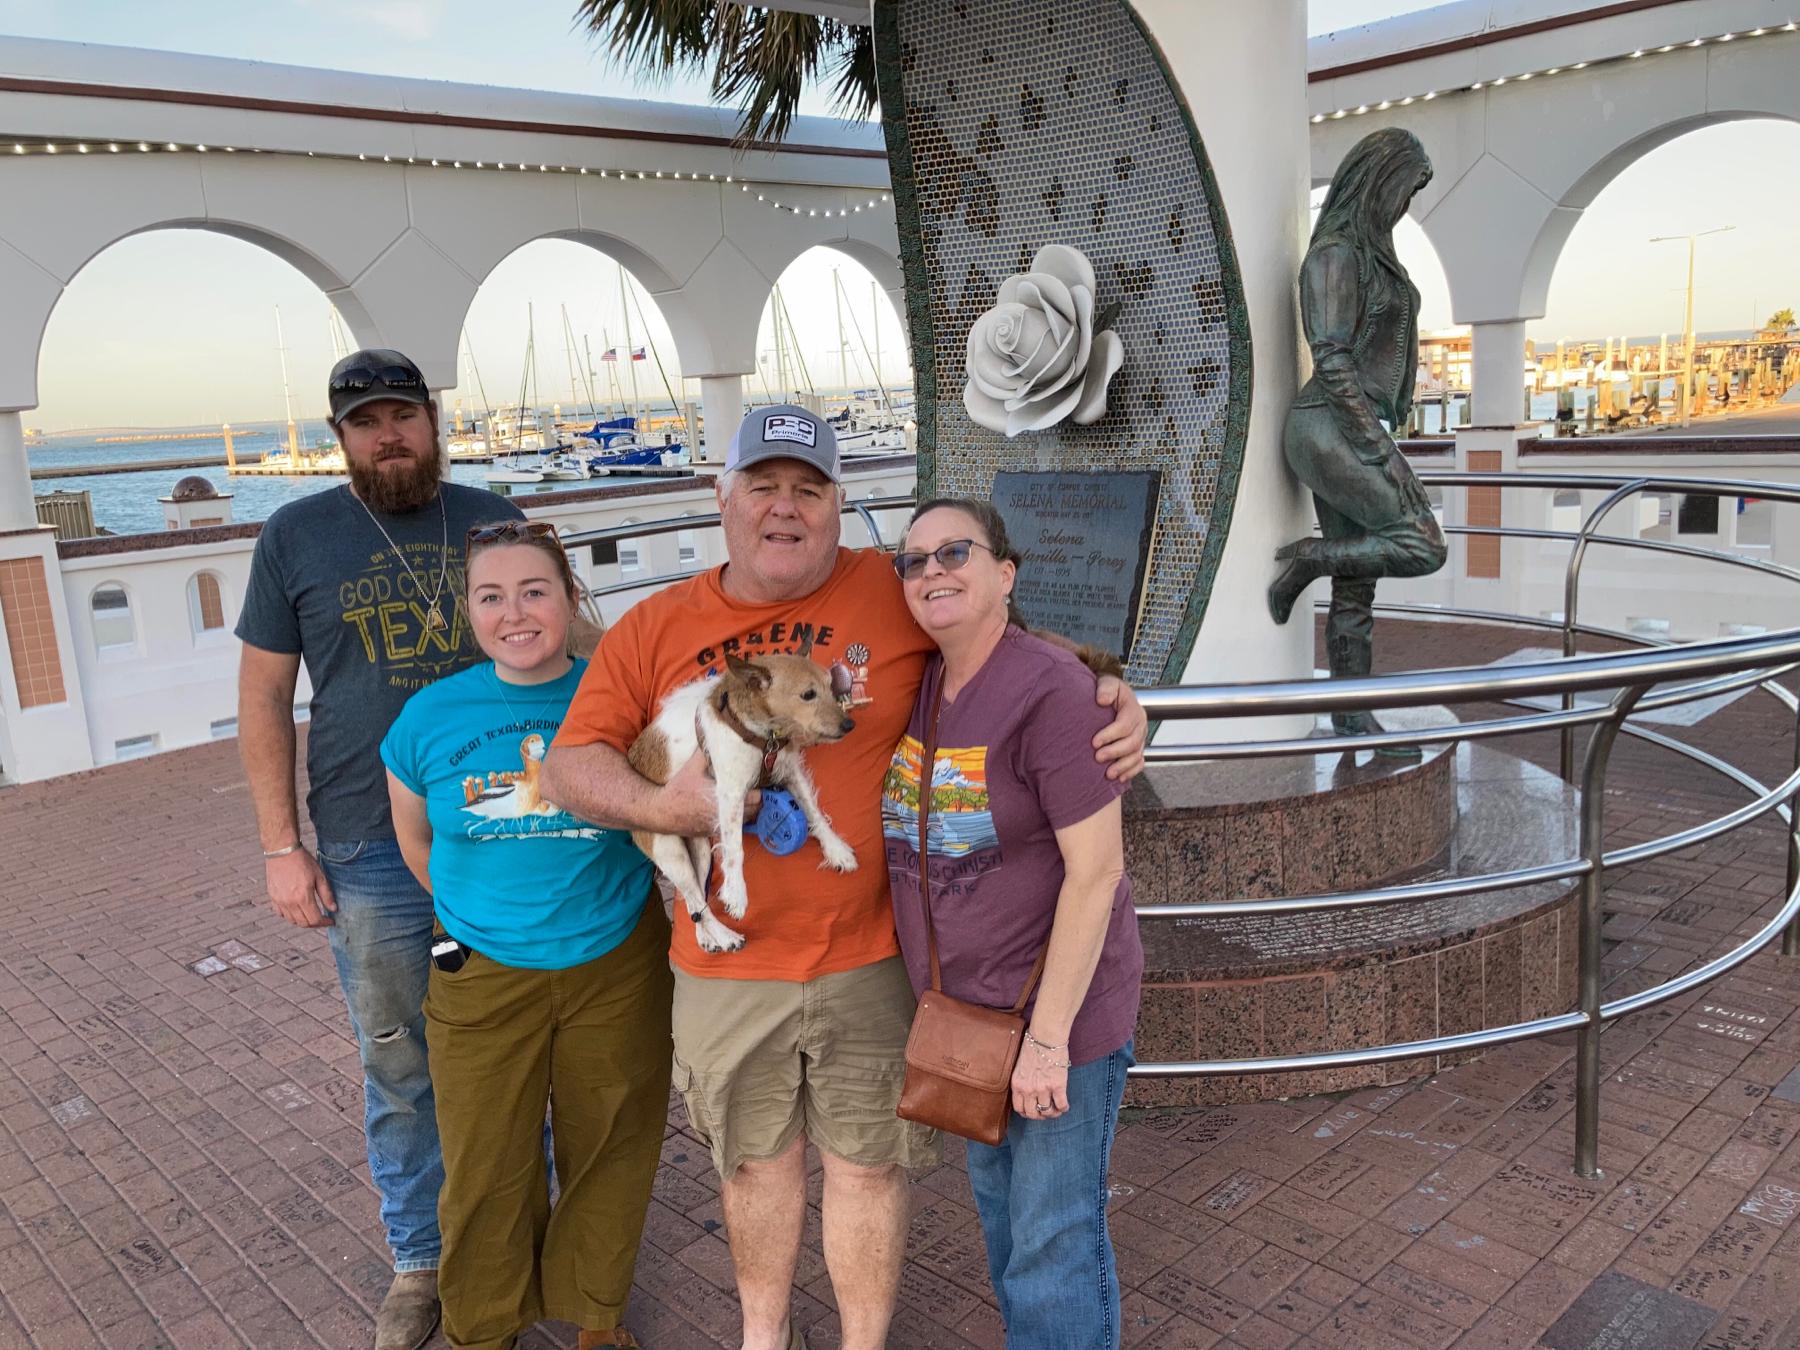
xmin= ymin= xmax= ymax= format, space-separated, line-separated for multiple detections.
xmin=90 ymin=583 xmax=135 ymax=652
xmin=187 ymin=571 xmax=228 ymax=635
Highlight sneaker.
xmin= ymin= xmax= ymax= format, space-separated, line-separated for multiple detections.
xmin=374 ymin=1270 xmax=441 ymax=1350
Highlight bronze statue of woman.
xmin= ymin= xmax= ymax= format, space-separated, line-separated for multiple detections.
xmin=1269 ymin=126 xmax=1448 ymax=738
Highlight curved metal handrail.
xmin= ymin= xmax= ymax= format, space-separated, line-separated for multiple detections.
xmin=1120 ymin=468 xmax=1800 ymax=1178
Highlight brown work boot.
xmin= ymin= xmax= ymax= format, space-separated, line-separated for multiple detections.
xmin=576 ymin=1331 xmax=641 ymax=1349
xmin=374 ymin=1270 xmax=440 ymax=1350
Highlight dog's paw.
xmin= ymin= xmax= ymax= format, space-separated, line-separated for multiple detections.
xmin=818 ymin=835 xmax=859 ymax=873
xmin=719 ymin=877 xmax=751 ymax=921
xmin=693 ymin=912 xmax=746 ymax=953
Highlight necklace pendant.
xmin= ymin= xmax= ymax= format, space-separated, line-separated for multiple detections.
xmin=426 ymin=603 xmax=447 ymax=632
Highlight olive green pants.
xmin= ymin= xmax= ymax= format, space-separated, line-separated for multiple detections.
xmin=425 ymin=901 xmax=673 ymax=1350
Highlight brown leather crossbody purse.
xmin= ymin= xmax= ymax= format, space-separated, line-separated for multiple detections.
xmin=896 ymin=686 xmax=1049 ymax=1147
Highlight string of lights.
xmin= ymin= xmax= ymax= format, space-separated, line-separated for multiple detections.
xmin=1310 ymin=19 xmax=1798 ymax=124
xmin=0 ymin=138 xmax=892 ymax=220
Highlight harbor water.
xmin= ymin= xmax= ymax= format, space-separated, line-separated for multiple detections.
xmin=28 ymin=415 xmax=686 ymax=537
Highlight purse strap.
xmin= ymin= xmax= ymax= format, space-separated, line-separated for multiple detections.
xmin=916 ymin=670 xmax=1050 ymax=1014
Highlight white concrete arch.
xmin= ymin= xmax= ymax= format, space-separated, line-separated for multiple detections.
xmin=0 ymin=153 xmax=410 ymax=408
xmin=1310 ymin=16 xmax=1800 ymax=327
xmin=1516 ymin=109 xmax=1798 ymax=326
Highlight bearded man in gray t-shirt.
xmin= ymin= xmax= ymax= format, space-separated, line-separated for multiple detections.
xmin=235 ymin=349 xmax=523 ymax=1350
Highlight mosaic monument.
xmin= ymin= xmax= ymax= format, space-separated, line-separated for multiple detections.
xmin=873 ymin=0 xmax=1251 ymax=684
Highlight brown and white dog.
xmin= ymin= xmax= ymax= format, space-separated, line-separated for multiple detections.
xmin=626 ymin=645 xmax=858 ymax=952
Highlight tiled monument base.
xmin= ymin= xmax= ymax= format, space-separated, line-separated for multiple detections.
xmin=1121 ymin=724 xmax=1581 ymax=1106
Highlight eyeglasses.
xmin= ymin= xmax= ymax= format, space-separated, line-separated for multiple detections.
xmin=466 ymin=520 xmax=558 ymax=545
xmin=892 ymin=538 xmax=1000 ymax=581
xmin=329 ymin=363 xmax=425 ymax=396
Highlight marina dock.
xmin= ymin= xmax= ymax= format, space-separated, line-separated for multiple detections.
xmin=30 ymin=453 xmax=236 ymax=480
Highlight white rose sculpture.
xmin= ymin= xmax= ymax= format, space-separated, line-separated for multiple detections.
xmin=963 ymin=244 xmax=1125 ymax=437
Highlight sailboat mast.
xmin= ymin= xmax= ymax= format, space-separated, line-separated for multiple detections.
xmin=834 ymin=267 xmax=847 ymax=397
xmin=773 ymin=286 xmax=789 ymax=402
xmin=619 ymin=264 xmax=643 ymax=426
xmin=583 ymin=335 xmax=599 ymax=419
xmin=274 ymin=306 xmax=298 ymax=459
xmin=871 ymin=280 xmax=881 ymax=409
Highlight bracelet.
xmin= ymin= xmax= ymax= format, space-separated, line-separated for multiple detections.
xmin=262 ymin=844 xmax=303 ymax=859
xmin=1024 ymin=1030 xmax=1071 ymax=1068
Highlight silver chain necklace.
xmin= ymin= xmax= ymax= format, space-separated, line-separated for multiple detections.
xmin=352 ymin=488 xmax=450 ymax=631
xmin=490 ymin=661 xmax=564 ymax=727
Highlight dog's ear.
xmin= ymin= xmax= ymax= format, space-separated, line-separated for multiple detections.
xmin=724 ymin=654 xmax=772 ymax=687
xmin=795 ymin=631 xmax=814 ymax=660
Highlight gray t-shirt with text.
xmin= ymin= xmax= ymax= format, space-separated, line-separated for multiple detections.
xmin=235 ymin=482 xmax=525 ymax=843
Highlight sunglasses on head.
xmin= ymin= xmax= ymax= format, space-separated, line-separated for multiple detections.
xmin=329 ymin=364 xmax=425 ymax=396
xmin=892 ymin=538 xmax=1000 ymax=581
xmin=466 ymin=520 xmax=559 ymax=545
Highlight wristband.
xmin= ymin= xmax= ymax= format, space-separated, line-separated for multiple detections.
xmin=1024 ymin=1030 xmax=1071 ymax=1068
xmin=262 ymin=844 xmax=303 ymax=859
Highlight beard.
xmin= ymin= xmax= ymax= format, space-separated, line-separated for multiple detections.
xmin=348 ymin=441 xmax=444 ymax=513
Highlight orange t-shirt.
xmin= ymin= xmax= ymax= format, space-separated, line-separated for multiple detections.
xmin=555 ymin=547 xmax=934 ymax=981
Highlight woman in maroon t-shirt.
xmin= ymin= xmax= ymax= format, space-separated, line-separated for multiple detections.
xmin=882 ymin=498 xmax=1143 ymax=1350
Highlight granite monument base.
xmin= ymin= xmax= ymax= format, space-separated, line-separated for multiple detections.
xmin=1123 ymin=712 xmax=1579 ymax=1106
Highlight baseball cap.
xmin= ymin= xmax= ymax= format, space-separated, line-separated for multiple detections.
xmin=725 ymin=404 xmax=840 ymax=483
xmin=327 ymin=349 xmax=431 ymax=424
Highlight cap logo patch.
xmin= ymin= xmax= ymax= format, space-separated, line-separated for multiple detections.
xmin=763 ymin=414 xmax=817 ymax=448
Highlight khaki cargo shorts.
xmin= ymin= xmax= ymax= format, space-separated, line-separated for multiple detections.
xmin=670 ymin=955 xmax=941 ymax=1179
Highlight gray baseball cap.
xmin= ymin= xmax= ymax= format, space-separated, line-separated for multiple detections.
xmin=327 ymin=349 xmax=431 ymax=424
xmin=725 ymin=404 xmax=840 ymax=483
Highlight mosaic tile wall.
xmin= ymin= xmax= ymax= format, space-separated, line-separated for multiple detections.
xmin=874 ymin=0 xmax=1252 ymax=684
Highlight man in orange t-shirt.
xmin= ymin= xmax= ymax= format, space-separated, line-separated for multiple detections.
xmin=543 ymin=405 xmax=1144 ymax=1350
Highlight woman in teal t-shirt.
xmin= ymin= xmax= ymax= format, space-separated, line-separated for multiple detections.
xmin=381 ymin=521 xmax=668 ymax=1350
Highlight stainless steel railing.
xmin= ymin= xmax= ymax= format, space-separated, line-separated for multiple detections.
xmin=541 ymin=472 xmax=1800 ymax=1180
xmin=1129 ymin=470 xmax=1800 ymax=1178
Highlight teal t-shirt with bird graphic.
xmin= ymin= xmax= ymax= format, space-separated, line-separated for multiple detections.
xmin=380 ymin=658 xmax=652 ymax=969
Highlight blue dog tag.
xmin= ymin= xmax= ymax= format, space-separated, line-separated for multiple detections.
xmin=750 ymin=788 xmax=809 ymax=856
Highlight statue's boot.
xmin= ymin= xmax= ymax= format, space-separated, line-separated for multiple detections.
xmin=1268 ymin=543 xmax=1325 ymax=624
xmin=1327 ymin=618 xmax=1420 ymax=757
xmin=1270 ymin=535 xmax=1388 ymax=625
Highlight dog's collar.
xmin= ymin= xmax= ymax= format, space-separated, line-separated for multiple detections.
xmin=712 ymin=687 xmax=785 ymax=786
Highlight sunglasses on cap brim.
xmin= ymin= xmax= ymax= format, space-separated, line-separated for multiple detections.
xmin=330 ymin=364 xmax=425 ymax=395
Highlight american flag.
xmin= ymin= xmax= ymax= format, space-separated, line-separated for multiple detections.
xmin=599 ymin=347 xmax=618 ymax=363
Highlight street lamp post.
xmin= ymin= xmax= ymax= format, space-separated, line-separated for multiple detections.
xmin=1651 ymin=226 xmax=1735 ymax=428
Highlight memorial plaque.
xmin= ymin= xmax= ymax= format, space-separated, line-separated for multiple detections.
xmin=993 ymin=470 xmax=1159 ymax=659
xmin=1543 ymin=1271 xmax=1716 ymax=1350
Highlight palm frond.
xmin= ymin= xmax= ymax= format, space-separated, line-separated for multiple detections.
xmin=572 ymin=0 xmax=714 ymax=76
xmin=829 ymin=23 xmax=878 ymax=123
xmin=573 ymin=1 xmax=879 ymax=146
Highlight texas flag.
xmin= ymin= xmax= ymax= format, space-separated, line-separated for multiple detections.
xmin=630 ymin=346 xmax=647 ymax=361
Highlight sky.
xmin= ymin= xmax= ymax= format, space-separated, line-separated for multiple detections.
xmin=7 ymin=0 xmax=1798 ymax=430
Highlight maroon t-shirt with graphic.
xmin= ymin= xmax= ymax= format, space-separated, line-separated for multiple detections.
xmin=882 ymin=629 xmax=1142 ymax=1066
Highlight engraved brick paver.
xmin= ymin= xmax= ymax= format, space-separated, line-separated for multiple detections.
xmin=3 ymin=618 xmax=1800 ymax=1346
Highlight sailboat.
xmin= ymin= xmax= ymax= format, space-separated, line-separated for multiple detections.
xmin=230 ymin=308 xmax=346 ymax=476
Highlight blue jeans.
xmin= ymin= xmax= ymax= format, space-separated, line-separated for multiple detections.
xmin=965 ymin=1041 xmax=1133 ymax=1350
xmin=317 ymin=838 xmax=444 ymax=1273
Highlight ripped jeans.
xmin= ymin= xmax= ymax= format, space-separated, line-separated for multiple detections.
xmin=317 ymin=838 xmax=443 ymax=1273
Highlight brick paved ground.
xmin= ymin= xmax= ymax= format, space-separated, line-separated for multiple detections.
xmin=2 ymin=618 xmax=1799 ymax=1349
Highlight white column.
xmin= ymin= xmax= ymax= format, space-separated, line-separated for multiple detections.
xmin=1134 ymin=0 xmax=1314 ymax=742
xmin=698 ymin=375 xmax=747 ymax=466
xmin=0 ymin=411 xmax=34 ymax=532
xmin=1469 ymin=319 xmax=1529 ymax=427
